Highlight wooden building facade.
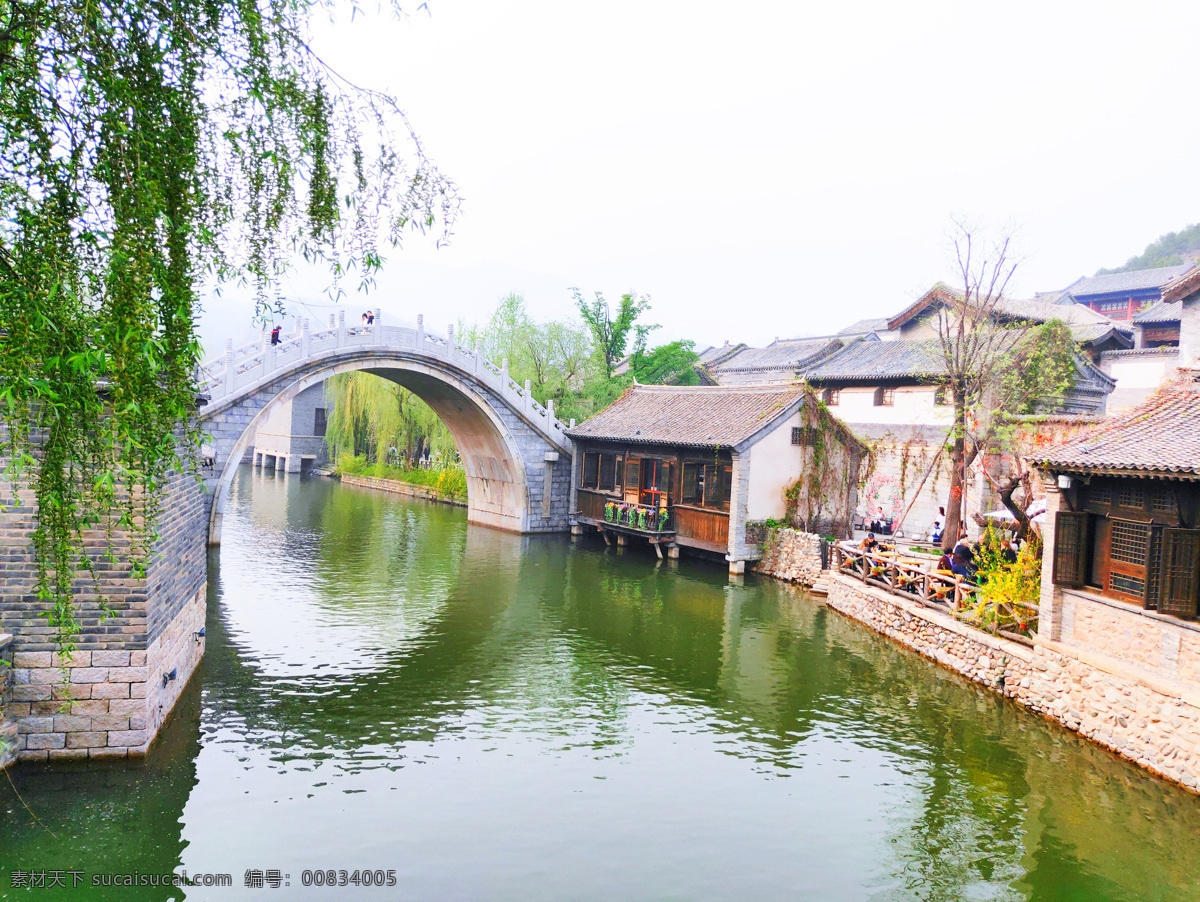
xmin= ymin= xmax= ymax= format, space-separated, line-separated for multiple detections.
xmin=1039 ymin=369 xmax=1200 ymax=620
xmin=567 ymin=383 xmax=867 ymax=573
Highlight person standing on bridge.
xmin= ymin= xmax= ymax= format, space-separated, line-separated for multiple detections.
xmin=270 ymin=324 xmax=281 ymax=345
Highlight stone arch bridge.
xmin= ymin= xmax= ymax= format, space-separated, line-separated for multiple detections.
xmin=198 ymin=311 xmax=574 ymax=542
xmin=0 ymin=309 xmax=575 ymax=767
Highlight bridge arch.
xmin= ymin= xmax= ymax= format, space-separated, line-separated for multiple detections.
xmin=197 ymin=318 xmax=574 ymax=544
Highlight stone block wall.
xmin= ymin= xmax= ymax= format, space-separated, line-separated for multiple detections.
xmin=0 ymin=633 xmax=15 ymax=768
xmin=827 ymin=573 xmax=1200 ymax=794
xmin=0 ymin=467 xmax=208 ymax=765
xmin=752 ymin=528 xmax=825 ymax=586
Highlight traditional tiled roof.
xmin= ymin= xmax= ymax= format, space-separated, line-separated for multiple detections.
xmin=1133 ymin=300 xmax=1182 ymax=324
xmin=567 ymin=383 xmax=812 ymax=449
xmin=1068 ymin=323 xmax=1134 ymax=348
xmin=994 ymin=297 xmax=1114 ymax=326
xmin=1162 ymin=265 xmax=1200 ymax=304
xmin=804 ymin=337 xmax=948 ymax=383
xmin=887 ymin=283 xmax=1112 ymax=332
xmin=837 ymin=317 xmax=889 ymax=336
xmin=1035 ymin=369 xmax=1200 ymax=477
xmin=696 ymin=343 xmax=747 ymax=367
xmin=711 ymin=337 xmax=841 ymax=374
xmin=1065 ymin=265 xmax=1192 ymax=298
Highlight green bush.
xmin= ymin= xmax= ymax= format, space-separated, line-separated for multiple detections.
xmin=335 ymin=455 xmax=468 ymax=503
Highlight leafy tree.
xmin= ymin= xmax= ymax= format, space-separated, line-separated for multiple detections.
xmin=0 ymin=1 xmax=458 ymax=653
xmin=1096 ymin=223 xmax=1200 ymax=274
xmin=571 ymin=288 xmax=656 ymax=380
xmin=934 ymin=222 xmax=1078 ymax=550
xmin=629 ymin=340 xmax=700 ymax=385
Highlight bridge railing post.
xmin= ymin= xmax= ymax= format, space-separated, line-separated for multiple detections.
xmin=263 ymin=325 xmax=276 ymax=374
xmin=336 ymin=310 xmax=345 ymax=349
xmin=375 ymin=307 xmax=382 ymax=344
xmin=524 ymin=379 xmax=532 ymax=414
xmin=301 ymin=318 xmax=310 ymax=358
xmin=446 ymin=324 xmax=454 ymax=355
xmin=501 ymin=358 xmax=508 ymax=384
xmin=221 ymin=338 xmax=234 ymax=399
xmin=546 ymin=397 xmax=555 ymax=425
xmin=475 ymin=339 xmax=483 ymax=375
xmin=328 ymin=313 xmax=335 ymax=331
xmin=417 ymin=314 xmax=425 ymax=349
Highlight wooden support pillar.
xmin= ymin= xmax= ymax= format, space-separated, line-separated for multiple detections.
xmin=666 ymin=544 xmax=680 ymax=559
xmin=653 ymin=541 xmax=663 ymax=560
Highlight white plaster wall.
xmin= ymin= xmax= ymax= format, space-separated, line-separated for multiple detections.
xmin=1100 ymin=353 xmax=1177 ymax=413
xmin=825 ymin=386 xmax=953 ymax=427
xmin=745 ymin=411 xmax=804 ymax=521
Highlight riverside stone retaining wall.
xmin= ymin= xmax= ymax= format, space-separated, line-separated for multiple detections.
xmin=0 ymin=633 xmax=15 ymax=768
xmin=752 ymin=528 xmax=824 ymax=586
xmin=339 ymin=474 xmax=467 ymax=508
xmin=826 ymin=573 xmax=1200 ymax=794
xmin=0 ymin=467 xmax=208 ymax=765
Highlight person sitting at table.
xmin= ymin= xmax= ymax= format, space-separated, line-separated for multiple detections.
xmin=950 ymin=550 xmax=976 ymax=583
xmin=936 ymin=550 xmax=953 ymax=572
xmin=858 ymin=532 xmax=878 ymax=552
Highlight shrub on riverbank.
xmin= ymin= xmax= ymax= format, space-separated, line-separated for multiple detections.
xmin=336 ymin=454 xmax=468 ymax=503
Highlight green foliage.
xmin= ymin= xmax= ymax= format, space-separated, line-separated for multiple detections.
xmin=629 ymin=340 xmax=699 ymax=385
xmin=323 ymin=372 xmax=456 ymax=465
xmin=571 ymin=288 xmax=656 ymax=380
xmin=958 ymin=525 xmax=1041 ymax=636
xmin=336 ymin=453 xmax=467 ymax=503
xmin=995 ymin=320 xmax=1078 ymax=417
xmin=0 ymin=1 xmax=457 ymax=656
xmin=1097 ymin=223 xmax=1200 ymax=274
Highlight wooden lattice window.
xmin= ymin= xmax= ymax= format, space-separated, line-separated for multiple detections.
xmin=598 ymin=453 xmax=618 ymax=492
xmin=681 ymin=462 xmax=701 ymax=504
xmin=823 ymin=388 xmax=840 ymax=406
xmin=1160 ymin=529 xmax=1200 ymax=618
xmin=1052 ymin=511 xmax=1088 ymax=587
xmin=1152 ymin=487 xmax=1175 ymax=513
xmin=873 ymin=387 xmax=894 ymax=407
xmin=1107 ymin=519 xmax=1154 ymax=603
xmin=934 ymin=386 xmax=949 ymax=406
xmin=791 ymin=426 xmax=818 ymax=446
xmin=1090 ymin=483 xmax=1111 ymax=506
xmin=1118 ymin=484 xmax=1144 ymax=509
xmin=581 ymin=452 xmax=599 ymax=489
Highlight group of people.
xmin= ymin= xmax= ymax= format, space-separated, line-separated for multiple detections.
xmin=361 ymin=311 xmax=375 ymax=326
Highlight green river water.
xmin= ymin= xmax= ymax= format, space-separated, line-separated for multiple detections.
xmin=2 ymin=467 xmax=1200 ymax=901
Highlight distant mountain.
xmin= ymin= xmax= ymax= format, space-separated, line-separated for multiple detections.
xmin=1097 ymin=223 xmax=1200 ymax=275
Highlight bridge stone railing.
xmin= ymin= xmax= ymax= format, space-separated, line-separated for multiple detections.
xmin=198 ymin=310 xmax=573 ymax=447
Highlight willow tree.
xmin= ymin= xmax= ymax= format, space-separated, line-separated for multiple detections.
xmin=322 ymin=373 xmax=456 ymax=466
xmin=0 ymin=1 xmax=458 ymax=653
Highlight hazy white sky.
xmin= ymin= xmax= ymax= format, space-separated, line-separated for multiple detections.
xmin=199 ymin=0 xmax=1200 ymax=357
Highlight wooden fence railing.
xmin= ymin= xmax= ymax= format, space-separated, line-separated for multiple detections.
xmin=833 ymin=542 xmax=978 ymax=611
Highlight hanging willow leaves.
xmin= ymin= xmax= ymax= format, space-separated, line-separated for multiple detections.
xmin=0 ymin=1 xmax=459 ymax=655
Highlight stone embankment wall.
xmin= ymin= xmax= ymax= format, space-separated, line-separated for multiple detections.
xmin=1 ymin=467 xmax=207 ymax=764
xmin=752 ymin=528 xmax=824 ymax=586
xmin=827 ymin=574 xmax=1200 ymax=794
xmin=0 ymin=633 xmax=15 ymax=768
xmin=339 ymin=474 xmax=467 ymax=508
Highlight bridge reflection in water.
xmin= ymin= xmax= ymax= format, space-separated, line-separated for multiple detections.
xmin=2 ymin=467 xmax=1199 ymax=901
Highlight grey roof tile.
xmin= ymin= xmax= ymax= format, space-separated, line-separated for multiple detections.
xmin=1035 ymin=369 xmax=1200 ymax=476
xmin=712 ymin=338 xmax=841 ymax=373
xmin=1066 ymin=265 xmax=1192 ymax=298
xmin=1132 ymin=300 xmax=1182 ymax=324
xmin=567 ymin=383 xmax=810 ymax=449
xmin=804 ymin=337 xmax=948 ymax=382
